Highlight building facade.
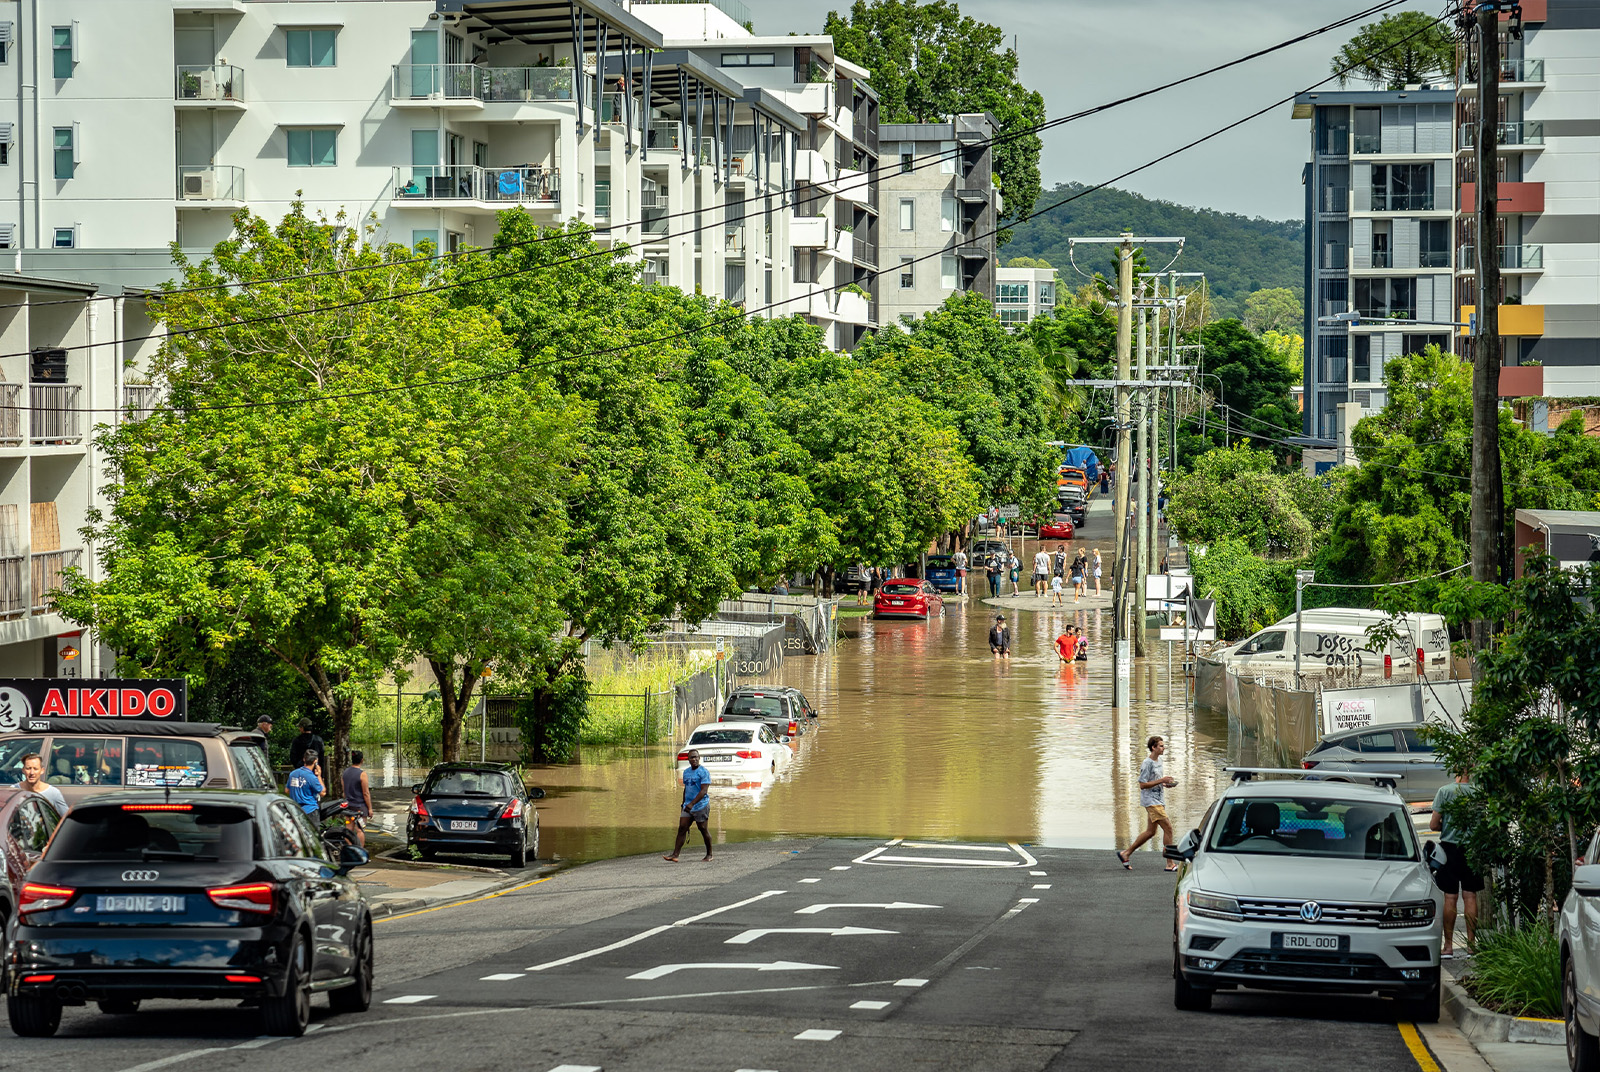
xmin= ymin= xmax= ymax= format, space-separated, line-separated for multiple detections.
xmin=995 ymin=266 xmax=1056 ymax=328
xmin=877 ymin=113 xmax=1000 ymax=329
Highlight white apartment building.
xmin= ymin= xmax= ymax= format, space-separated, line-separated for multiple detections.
xmin=995 ymin=265 xmax=1055 ymax=329
xmin=0 ymin=0 xmax=882 ymax=349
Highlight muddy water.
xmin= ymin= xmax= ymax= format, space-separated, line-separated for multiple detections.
xmin=533 ymin=596 xmax=1239 ymax=866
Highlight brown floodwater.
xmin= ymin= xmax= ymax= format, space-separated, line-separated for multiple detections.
xmin=531 ymin=592 xmax=1241 ymax=865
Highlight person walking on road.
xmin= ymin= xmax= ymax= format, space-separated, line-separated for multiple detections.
xmin=665 ymin=750 xmax=713 ymax=862
xmin=1093 ymin=549 xmax=1103 ymax=596
xmin=19 ymin=753 xmax=67 ymax=813
xmin=1099 ymin=467 xmax=1111 ymax=495
xmin=1033 ymin=547 xmax=1052 ymax=597
xmin=1117 ymin=736 xmax=1178 ymax=871
xmin=286 ymin=751 xmax=325 ymax=817
xmin=989 ymin=614 xmax=1011 ymax=658
xmin=986 ymin=550 xmax=1004 ymax=597
xmin=1431 ymin=770 xmax=1481 ymax=958
xmin=1008 ymin=551 xmax=1021 ymax=595
xmin=1049 ymin=572 xmax=1065 ymax=605
xmin=855 ymin=561 xmax=870 ymax=606
xmin=1070 ymin=549 xmax=1087 ymax=602
xmin=341 ymin=750 xmax=374 ymax=848
xmin=952 ymin=547 xmax=968 ymax=596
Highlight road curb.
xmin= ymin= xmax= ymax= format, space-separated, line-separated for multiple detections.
xmin=371 ymin=849 xmax=511 ymax=877
xmin=1442 ymin=971 xmax=1563 ymax=1044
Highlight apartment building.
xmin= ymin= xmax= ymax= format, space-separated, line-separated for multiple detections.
xmin=1453 ymin=0 xmax=1600 ymax=398
xmin=878 ymin=113 xmax=1001 ymax=328
xmin=0 ymin=0 xmax=884 ymax=347
xmin=1294 ymin=87 xmax=1458 ymax=443
xmin=995 ymin=265 xmax=1056 ymax=328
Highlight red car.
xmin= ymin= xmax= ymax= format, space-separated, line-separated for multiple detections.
xmin=1039 ymin=519 xmax=1076 ymax=540
xmin=873 ymin=579 xmax=944 ymax=620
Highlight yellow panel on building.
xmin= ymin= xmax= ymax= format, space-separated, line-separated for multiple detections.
xmin=1458 ymin=305 xmax=1545 ymax=336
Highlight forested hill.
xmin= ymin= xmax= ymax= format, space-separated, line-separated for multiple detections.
xmin=1003 ymin=182 xmax=1304 ymax=313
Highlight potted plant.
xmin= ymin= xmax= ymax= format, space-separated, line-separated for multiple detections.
xmin=179 ymin=71 xmax=201 ymax=99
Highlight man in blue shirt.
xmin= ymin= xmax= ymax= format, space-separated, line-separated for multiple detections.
xmin=664 ymin=749 xmax=712 ymax=862
xmin=285 ymin=751 xmax=324 ymax=816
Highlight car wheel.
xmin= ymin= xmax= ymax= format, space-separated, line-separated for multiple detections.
xmin=509 ymin=827 xmax=527 ymax=869
xmin=1398 ymin=967 xmax=1441 ymax=1024
xmin=1172 ymin=943 xmax=1212 ymax=1012
xmin=7 ymin=993 xmax=62 ymax=1037
xmin=261 ymin=933 xmax=312 ymax=1037
xmin=96 ymin=999 xmax=141 ymax=1015
xmin=328 ymin=922 xmax=373 ymax=1014
xmin=1568 ymin=955 xmax=1600 ymax=1071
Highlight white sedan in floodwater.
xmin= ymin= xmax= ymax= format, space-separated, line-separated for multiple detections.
xmin=676 ymin=722 xmax=792 ymax=776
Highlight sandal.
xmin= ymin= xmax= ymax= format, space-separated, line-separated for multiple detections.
xmin=1163 ymin=865 xmax=1180 ymax=873
xmin=1115 ymin=849 xmax=1132 ymax=870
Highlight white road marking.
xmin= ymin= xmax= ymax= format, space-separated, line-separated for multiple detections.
xmin=900 ymin=843 xmax=1015 ymax=852
xmin=481 ymin=973 xmax=526 ymax=981
xmin=231 ymin=1039 xmax=281 ymax=1051
xmin=1033 ymin=884 xmax=1052 ymax=890
xmin=859 ymin=855 xmax=1025 ymax=867
xmin=795 ymin=1029 xmax=842 ymax=1041
xmin=383 ymin=994 xmax=436 ymax=1004
xmin=894 ymin=978 xmax=928 ymax=987
xmin=627 ymin=960 xmax=838 ymax=981
xmin=851 ymin=1000 xmax=891 ymax=1010
xmin=800 ymin=877 xmax=821 ymax=883
xmin=1018 ymin=898 xmax=1039 ymax=904
xmin=830 ymin=865 xmax=851 ymax=871
xmin=114 ymin=1050 xmax=230 ymax=1072
xmin=1030 ymin=871 xmax=1047 ymax=876
xmin=854 ymin=841 xmax=1039 ymax=869
xmin=558 ymin=979 xmax=899 ymax=1007
xmin=795 ymin=901 xmax=938 ymax=915
xmin=727 ymin=926 xmax=897 ymax=944
xmin=527 ymin=890 xmax=787 ymax=971
xmin=547 ymin=1066 xmax=603 ymax=1072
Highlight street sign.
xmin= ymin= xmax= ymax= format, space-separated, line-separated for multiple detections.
xmin=715 ymin=635 xmax=726 ymax=661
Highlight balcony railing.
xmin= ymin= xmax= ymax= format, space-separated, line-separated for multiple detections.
xmin=175 ymin=64 xmax=244 ymax=103
xmin=390 ymin=64 xmax=575 ymax=103
xmin=647 ymin=121 xmax=682 ymax=150
xmin=177 ymin=165 xmax=244 ymax=202
xmin=1370 ymin=191 xmax=1434 ymax=211
xmin=1321 ymin=243 xmax=1347 ymax=270
xmin=0 ymin=555 xmax=22 ymax=619
xmin=1353 ymin=133 xmax=1381 ymax=155
xmin=1458 ymin=244 xmax=1544 ymax=270
xmin=725 ymin=227 xmax=745 ymax=254
xmin=1459 ymin=120 xmax=1544 ymax=149
xmin=0 ymin=384 xmax=20 ymax=444
xmin=1321 ymin=186 xmax=1348 ymax=213
xmin=123 ymin=384 xmax=163 ymax=421
xmin=1369 ymin=250 xmax=1392 ymax=269
xmin=1318 ymin=357 xmax=1348 ymax=383
xmin=392 ymin=165 xmax=559 ymax=205
xmin=600 ymin=93 xmax=624 ymax=124
xmin=30 ymin=385 xmax=80 ymax=443
xmin=1459 ymin=56 xmax=1544 ymax=84
xmin=595 ymin=180 xmax=611 ymax=220
xmin=31 ymin=549 xmax=79 ymax=613
xmin=1318 ymin=130 xmax=1349 ymax=156
xmin=641 ymin=211 xmax=669 ymax=236
xmin=853 ymin=234 xmax=877 ymax=266
xmin=1320 ymin=300 xmax=1348 ymax=318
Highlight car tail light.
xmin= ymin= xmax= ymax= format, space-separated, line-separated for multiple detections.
xmin=18 ymin=883 xmax=75 ymax=915
xmin=1417 ymin=647 xmax=1425 ymax=667
xmin=676 ymin=752 xmax=691 ymax=762
xmin=20 ymin=975 xmax=55 ymax=984
xmin=1302 ymin=761 xmax=1319 ymax=770
xmin=121 ymin=803 xmax=192 ymax=812
xmin=411 ymin=795 xmax=430 ymax=819
xmin=208 ymin=883 xmax=275 ymax=914
xmin=734 ymin=750 xmax=761 ymax=760
xmin=788 ymin=720 xmax=798 ymax=736
xmin=500 ymin=798 xmax=522 ymax=820
xmin=225 ymin=975 xmax=263 ymax=984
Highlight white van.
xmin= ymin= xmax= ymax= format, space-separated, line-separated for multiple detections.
xmin=1221 ymin=609 xmax=1450 ymax=672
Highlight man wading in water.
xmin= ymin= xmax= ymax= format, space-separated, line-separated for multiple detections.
xmin=665 ymin=749 xmax=713 ymax=862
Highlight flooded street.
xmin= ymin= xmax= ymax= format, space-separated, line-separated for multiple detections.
xmin=533 ymin=578 xmax=1240 ymax=866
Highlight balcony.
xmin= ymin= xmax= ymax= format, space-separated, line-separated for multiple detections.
xmin=1459 ymin=57 xmax=1545 ymax=84
xmin=1353 ymin=133 xmax=1381 ymax=155
xmin=1368 ymin=191 xmax=1435 ymax=212
xmin=1369 ymin=250 xmax=1392 ymax=269
xmin=790 ymin=215 xmax=828 ymax=248
xmin=30 ymin=549 xmax=79 ymax=614
xmin=853 ymin=234 xmax=877 ymax=267
xmin=123 ymin=384 xmax=163 ymax=420
xmin=1460 ymin=181 xmax=1545 ymax=214
xmin=647 ymin=121 xmax=682 ymax=152
xmin=390 ymin=65 xmax=575 ymax=106
xmin=600 ymin=93 xmax=627 ymax=125
xmin=1459 ymin=120 xmax=1544 ymax=149
xmin=1321 ymin=186 xmax=1348 ymax=213
xmin=0 ymin=556 xmax=22 ymax=619
xmin=392 ymin=165 xmax=559 ymax=208
xmin=1318 ymin=357 xmax=1349 ymax=383
xmin=176 ymin=165 xmax=245 ymax=206
xmin=725 ymin=227 xmax=745 ymax=256
xmin=595 ymin=180 xmax=610 ymax=222
xmin=828 ymin=228 xmax=853 ymax=259
xmin=641 ymin=211 xmax=669 ymax=237
xmin=1458 ymin=244 xmax=1543 ymax=271
xmin=0 ymin=384 xmax=20 ymax=443
xmin=1318 ymin=130 xmax=1349 ymax=156
xmin=30 ymin=385 xmax=81 ymax=444
xmin=1459 ymin=304 xmax=1545 ymax=336
xmin=1320 ymin=243 xmax=1347 ymax=270
xmin=174 ymin=64 xmax=244 ymax=108
xmin=836 ymin=289 xmax=871 ymax=324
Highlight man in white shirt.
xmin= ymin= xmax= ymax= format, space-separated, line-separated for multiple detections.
xmin=1032 ymin=548 xmax=1052 ymax=597
xmin=20 ymin=753 xmax=68 ymax=813
xmin=951 ymin=548 xmax=968 ymax=596
xmin=1116 ymin=736 xmax=1177 ymax=870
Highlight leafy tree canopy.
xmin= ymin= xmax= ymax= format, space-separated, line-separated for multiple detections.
xmin=1166 ymin=445 xmax=1347 ymax=559
xmin=1243 ymin=287 xmax=1304 ymax=335
xmin=1331 ymin=11 xmax=1456 ymax=90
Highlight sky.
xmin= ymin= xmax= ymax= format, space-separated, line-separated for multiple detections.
xmin=751 ymin=0 xmax=1439 ymax=222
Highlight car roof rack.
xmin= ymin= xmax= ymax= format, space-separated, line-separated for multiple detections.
xmin=1225 ymin=766 xmax=1403 ymax=791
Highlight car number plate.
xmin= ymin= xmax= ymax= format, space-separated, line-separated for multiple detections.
xmin=890 ymin=599 xmax=905 ymax=605
xmin=704 ymin=755 xmax=731 ymax=762
xmin=449 ymin=820 xmax=478 ymax=831
xmin=97 ymin=895 xmax=186 ymax=914
xmin=1276 ymin=932 xmax=1345 ymax=952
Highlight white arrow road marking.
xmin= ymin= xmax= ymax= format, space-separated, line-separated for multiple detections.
xmin=854 ymin=840 xmax=1039 ymax=868
xmin=627 ymin=961 xmax=838 ymax=981
xmin=725 ymin=926 xmax=897 ymax=945
xmin=527 ymin=890 xmax=786 ymax=971
xmin=795 ymin=902 xmax=939 ymax=915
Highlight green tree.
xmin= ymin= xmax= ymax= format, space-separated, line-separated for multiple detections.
xmin=824 ymin=0 xmax=1047 ymax=237
xmin=1166 ymin=446 xmax=1346 ymax=559
xmin=1259 ymin=330 xmax=1304 ymax=386
xmin=1330 ymin=11 xmax=1455 ymax=90
xmin=1187 ymin=538 xmax=1296 ymax=639
xmin=1242 ymin=287 xmax=1304 ymax=335
xmin=1199 ymin=319 xmax=1299 ymax=449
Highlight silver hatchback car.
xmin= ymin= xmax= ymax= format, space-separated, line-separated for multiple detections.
xmin=1301 ymin=724 xmax=1449 ymax=803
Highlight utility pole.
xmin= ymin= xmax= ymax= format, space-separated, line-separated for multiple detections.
xmin=1134 ymin=288 xmax=1149 ymax=659
xmin=1468 ymin=1 xmax=1511 ymax=643
xmin=1113 ymin=237 xmax=1134 ymax=704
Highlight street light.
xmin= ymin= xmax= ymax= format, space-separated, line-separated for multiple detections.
xmin=1294 ymin=569 xmax=1316 ymax=684
xmin=1317 ymin=312 xmax=1470 ymax=328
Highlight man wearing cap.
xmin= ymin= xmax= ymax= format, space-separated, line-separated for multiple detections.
xmin=988 ymin=615 xmax=1011 ymax=658
xmin=253 ymin=715 xmax=274 ymax=750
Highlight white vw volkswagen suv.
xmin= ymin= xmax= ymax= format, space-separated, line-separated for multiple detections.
xmin=1167 ymin=769 xmax=1443 ymax=1020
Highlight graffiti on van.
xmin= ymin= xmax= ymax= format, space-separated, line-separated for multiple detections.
xmin=1311 ymin=632 xmax=1368 ymax=667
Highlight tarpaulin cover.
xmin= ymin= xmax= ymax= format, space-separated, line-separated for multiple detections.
xmin=1061 ymin=445 xmax=1101 ymax=482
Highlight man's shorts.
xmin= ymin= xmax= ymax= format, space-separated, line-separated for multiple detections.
xmin=1033 ymin=572 xmax=1049 ymax=584
xmin=1145 ymin=804 xmax=1169 ymax=824
xmin=1434 ymin=840 xmax=1484 ymax=894
xmin=684 ymin=807 xmax=710 ymax=824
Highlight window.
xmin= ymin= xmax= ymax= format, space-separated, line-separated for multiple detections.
xmin=1419 ymin=219 xmax=1450 ymax=268
xmin=900 ymin=152 xmax=913 ymax=175
xmin=268 ymin=801 xmax=309 ymax=857
xmin=1353 ymin=334 xmax=1370 ymax=382
xmin=52 ymin=126 xmax=73 ymax=180
xmin=999 ymin=308 xmax=1029 ymax=324
xmin=51 ymin=25 xmax=72 ymax=79
xmin=1243 ymin=630 xmax=1287 ymax=654
xmin=899 ymin=256 xmax=914 ymax=289
xmin=52 ymin=227 xmax=73 ymax=249
xmin=1353 ymin=730 xmax=1399 ymax=753
xmin=286 ymin=128 xmax=337 ymax=167
xmin=51 ymin=803 xmax=256 ymax=862
xmin=898 ymin=198 xmax=914 ymax=231
xmin=997 ymin=282 xmax=1029 ymax=305
xmin=719 ymin=52 xmax=773 ymax=67
xmin=1206 ymin=796 xmax=1416 ymax=860
xmin=128 ymin=737 xmax=207 ymax=788
xmin=939 ymin=141 xmax=955 ymax=174
xmin=0 ymin=24 xmax=11 ymax=66
xmin=46 ymin=737 xmax=122 ymax=786
xmin=1038 ymin=282 xmax=1055 ymax=307
xmin=1354 ymin=278 xmax=1416 ymax=320
xmin=1402 ymin=729 xmax=1435 ymax=754
xmin=940 ymin=195 xmax=956 ymax=232
xmin=0 ymin=224 xmax=13 ymax=249
xmin=940 ymin=254 xmax=957 ymax=290
xmin=285 ymin=28 xmax=337 ymax=68
xmin=0 ymin=738 xmax=42 ymax=784
xmin=228 ymin=742 xmax=273 ymax=791
xmin=10 ymin=798 xmax=51 ymax=852
xmin=1370 ymin=163 xmax=1433 ymax=211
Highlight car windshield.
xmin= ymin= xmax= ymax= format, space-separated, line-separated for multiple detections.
xmin=690 ymin=729 xmax=754 ymax=745
xmin=0 ymin=737 xmax=44 ymax=785
xmin=49 ymin=804 xmax=256 ymax=862
xmin=426 ymin=770 xmax=517 ymax=797
xmin=726 ymin=697 xmax=782 ymax=717
xmin=1206 ymin=796 xmax=1417 ymax=860
xmin=882 ymin=583 xmax=920 ymax=594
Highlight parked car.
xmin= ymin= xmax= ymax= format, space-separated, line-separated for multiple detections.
xmin=1057 ymin=485 xmax=1088 ymax=526
xmin=0 ymin=787 xmax=61 ymax=951
xmin=969 ymin=539 xmax=1008 ymax=559
xmin=720 ymin=686 xmax=817 ymax=739
xmin=676 ymin=723 xmax=792 ymax=776
xmin=407 ymin=762 xmax=544 ymax=867
xmin=5 ymin=790 xmax=373 ymax=1038
xmin=1167 ymin=769 xmax=1441 ymax=1020
xmin=1217 ymin=610 xmax=1450 ymax=675
xmin=874 ymin=579 xmax=945 ymax=620
xmin=1039 ymin=519 xmax=1077 ymax=541
xmin=1560 ymin=825 xmax=1600 ymax=1070
xmin=1057 ymin=466 xmax=1089 ymax=495
xmin=0 ymin=720 xmax=277 ymax=809
xmin=1301 ymin=724 xmax=1447 ymax=803
xmin=925 ymin=555 xmax=960 ymax=593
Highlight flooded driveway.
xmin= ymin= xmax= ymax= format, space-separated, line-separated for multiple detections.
xmin=533 ymin=586 xmax=1238 ymax=866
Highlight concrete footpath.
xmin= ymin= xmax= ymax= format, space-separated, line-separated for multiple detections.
xmin=352 ymin=857 xmax=541 ymax=918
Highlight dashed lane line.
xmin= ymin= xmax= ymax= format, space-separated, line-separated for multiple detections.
xmin=851 ymin=1000 xmax=891 ymax=1010
xmin=895 ymin=978 xmax=928 ymax=987
xmin=547 ymin=1066 xmax=603 ymax=1072
xmin=482 ymin=973 xmax=526 ymax=981
xmin=383 ymin=994 xmax=437 ymax=1004
xmin=795 ymin=1029 xmax=842 ymax=1041
xmin=800 ymin=878 xmax=821 ymax=883
xmin=1033 ymin=884 xmax=1053 ymax=890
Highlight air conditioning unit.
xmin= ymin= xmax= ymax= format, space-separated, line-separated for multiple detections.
xmin=183 ymin=169 xmax=216 ymax=200
xmin=198 ymin=70 xmax=218 ymax=100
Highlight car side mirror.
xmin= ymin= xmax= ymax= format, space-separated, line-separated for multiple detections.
xmin=411 ymin=784 xmax=423 ymax=795
xmin=1575 ymin=864 xmax=1600 ymax=897
xmin=1164 ymin=829 xmax=1201 ymax=862
xmin=337 ymin=844 xmax=370 ymax=872
xmin=528 ymin=787 xmax=546 ymax=800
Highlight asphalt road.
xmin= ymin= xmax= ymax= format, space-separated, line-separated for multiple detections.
xmin=8 ymin=839 xmax=1436 ymax=1072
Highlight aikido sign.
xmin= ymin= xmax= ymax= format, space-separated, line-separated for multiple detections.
xmin=0 ymin=679 xmax=188 ymax=734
